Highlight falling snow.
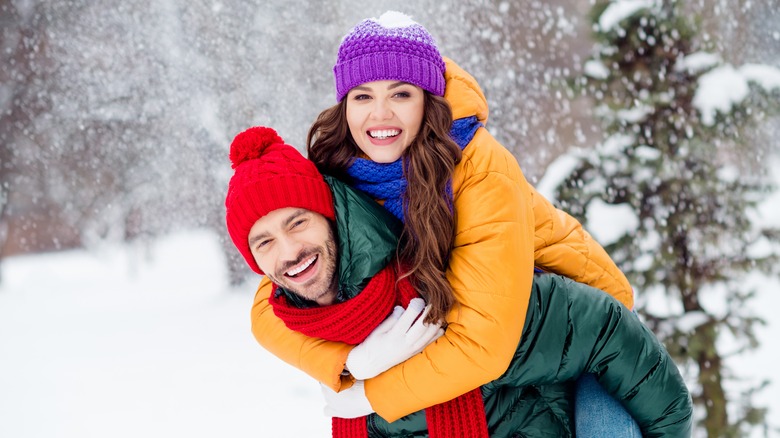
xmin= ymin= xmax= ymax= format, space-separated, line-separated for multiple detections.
xmin=1 ymin=1 xmax=779 ymax=437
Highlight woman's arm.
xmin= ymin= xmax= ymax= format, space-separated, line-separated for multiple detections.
xmin=251 ymin=277 xmax=355 ymax=391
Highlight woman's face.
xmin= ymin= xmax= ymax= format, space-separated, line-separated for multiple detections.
xmin=345 ymin=80 xmax=425 ymax=163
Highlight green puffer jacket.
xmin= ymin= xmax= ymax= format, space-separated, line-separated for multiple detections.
xmin=367 ymin=273 xmax=693 ymax=437
xmin=283 ymin=177 xmax=692 ymax=437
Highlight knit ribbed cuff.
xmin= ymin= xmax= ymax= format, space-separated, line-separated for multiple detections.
xmin=334 ymin=52 xmax=446 ymax=101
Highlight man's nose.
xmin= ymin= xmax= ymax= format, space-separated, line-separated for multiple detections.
xmin=278 ymin=237 xmax=304 ymax=262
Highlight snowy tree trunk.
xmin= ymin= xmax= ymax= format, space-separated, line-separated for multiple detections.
xmin=693 ymin=323 xmax=728 ymax=435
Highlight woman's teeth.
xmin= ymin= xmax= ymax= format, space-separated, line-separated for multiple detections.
xmin=368 ymin=129 xmax=400 ymax=139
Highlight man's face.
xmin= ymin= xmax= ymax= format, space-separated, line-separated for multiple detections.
xmin=249 ymin=207 xmax=338 ymax=306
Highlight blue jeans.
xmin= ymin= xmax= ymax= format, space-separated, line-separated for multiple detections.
xmin=575 ymin=374 xmax=642 ymax=437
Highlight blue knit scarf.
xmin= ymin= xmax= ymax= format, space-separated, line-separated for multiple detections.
xmin=346 ymin=116 xmax=482 ymax=222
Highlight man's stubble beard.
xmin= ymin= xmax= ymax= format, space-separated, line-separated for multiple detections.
xmin=270 ymin=226 xmax=339 ymax=304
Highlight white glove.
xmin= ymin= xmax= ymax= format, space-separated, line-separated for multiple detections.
xmin=345 ymin=298 xmax=444 ymax=380
xmin=321 ymin=380 xmax=374 ymax=418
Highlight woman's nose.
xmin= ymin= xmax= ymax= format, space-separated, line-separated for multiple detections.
xmin=370 ymin=99 xmax=392 ymax=120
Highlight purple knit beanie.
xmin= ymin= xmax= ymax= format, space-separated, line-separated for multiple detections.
xmin=333 ymin=11 xmax=446 ymax=101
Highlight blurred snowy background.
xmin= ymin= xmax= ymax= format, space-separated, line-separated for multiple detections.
xmin=1 ymin=0 xmax=778 ymax=437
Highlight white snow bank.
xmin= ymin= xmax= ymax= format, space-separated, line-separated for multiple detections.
xmin=694 ymin=63 xmax=780 ymax=126
xmin=586 ymin=198 xmax=639 ymax=246
xmin=584 ymin=59 xmax=611 ymax=79
xmin=598 ymin=0 xmax=658 ymax=31
xmin=0 ymin=230 xmax=330 ymax=438
xmin=740 ymin=63 xmax=780 ymax=90
xmin=694 ymin=64 xmax=750 ymax=126
xmin=675 ymin=52 xmax=722 ymax=74
xmin=536 ymin=153 xmax=583 ymax=201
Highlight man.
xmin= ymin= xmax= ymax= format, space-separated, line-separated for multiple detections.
xmin=225 ymin=126 xmax=693 ymax=437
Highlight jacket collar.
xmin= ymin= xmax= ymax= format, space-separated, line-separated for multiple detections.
xmin=443 ymin=57 xmax=489 ymax=125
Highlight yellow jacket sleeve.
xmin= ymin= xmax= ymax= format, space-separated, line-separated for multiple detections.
xmin=364 ymin=128 xmax=536 ymax=421
xmin=250 ymin=276 xmax=355 ymax=391
xmin=529 ymin=184 xmax=633 ymax=308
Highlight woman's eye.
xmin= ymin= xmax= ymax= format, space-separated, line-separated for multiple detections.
xmin=352 ymin=94 xmax=371 ymax=101
xmin=394 ymin=91 xmax=411 ymax=98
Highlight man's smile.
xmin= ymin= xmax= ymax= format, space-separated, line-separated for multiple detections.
xmin=283 ymin=254 xmax=320 ymax=284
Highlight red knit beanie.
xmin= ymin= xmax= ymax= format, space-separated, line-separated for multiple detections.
xmin=225 ymin=126 xmax=335 ymax=274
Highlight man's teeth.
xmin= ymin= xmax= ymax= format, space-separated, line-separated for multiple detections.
xmin=286 ymin=255 xmax=317 ymax=277
xmin=369 ymin=129 xmax=400 ymax=140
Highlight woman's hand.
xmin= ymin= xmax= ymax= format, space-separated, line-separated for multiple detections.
xmin=345 ymin=298 xmax=444 ymax=380
xmin=322 ymin=380 xmax=374 ymax=418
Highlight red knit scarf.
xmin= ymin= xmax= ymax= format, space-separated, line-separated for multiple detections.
xmin=269 ymin=264 xmax=489 ymax=438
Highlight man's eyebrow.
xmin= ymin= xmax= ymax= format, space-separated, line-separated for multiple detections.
xmin=248 ymin=209 xmax=309 ymax=247
xmin=282 ymin=209 xmax=309 ymax=227
xmin=248 ymin=232 xmax=269 ymax=247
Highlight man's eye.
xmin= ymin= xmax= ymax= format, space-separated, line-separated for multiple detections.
xmin=256 ymin=239 xmax=271 ymax=249
xmin=291 ymin=219 xmax=306 ymax=229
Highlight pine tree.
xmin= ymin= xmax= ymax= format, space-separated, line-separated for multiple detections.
xmin=553 ymin=0 xmax=780 ymax=435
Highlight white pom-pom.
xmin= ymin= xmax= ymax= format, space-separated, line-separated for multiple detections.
xmin=372 ymin=11 xmax=418 ymax=29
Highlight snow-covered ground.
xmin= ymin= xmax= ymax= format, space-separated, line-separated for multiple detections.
xmin=0 ymin=231 xmax=330 ymax=437
xmin=1 ymin=161 xmax=779 ymax=437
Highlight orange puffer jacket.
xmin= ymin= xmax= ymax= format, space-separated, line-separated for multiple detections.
xmin=249 ymin=58 xmax=632 ymax=422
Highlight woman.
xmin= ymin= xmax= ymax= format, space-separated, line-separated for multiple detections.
xmin=251 ymin=11 xmax=642 ymax=435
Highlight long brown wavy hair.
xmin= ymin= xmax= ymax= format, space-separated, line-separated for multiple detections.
xmin=307 ymin=92 xmax=462 ymax=323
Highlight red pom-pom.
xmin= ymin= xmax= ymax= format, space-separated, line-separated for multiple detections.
xmin=229 ymin=126 xmax=286 ymax=169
